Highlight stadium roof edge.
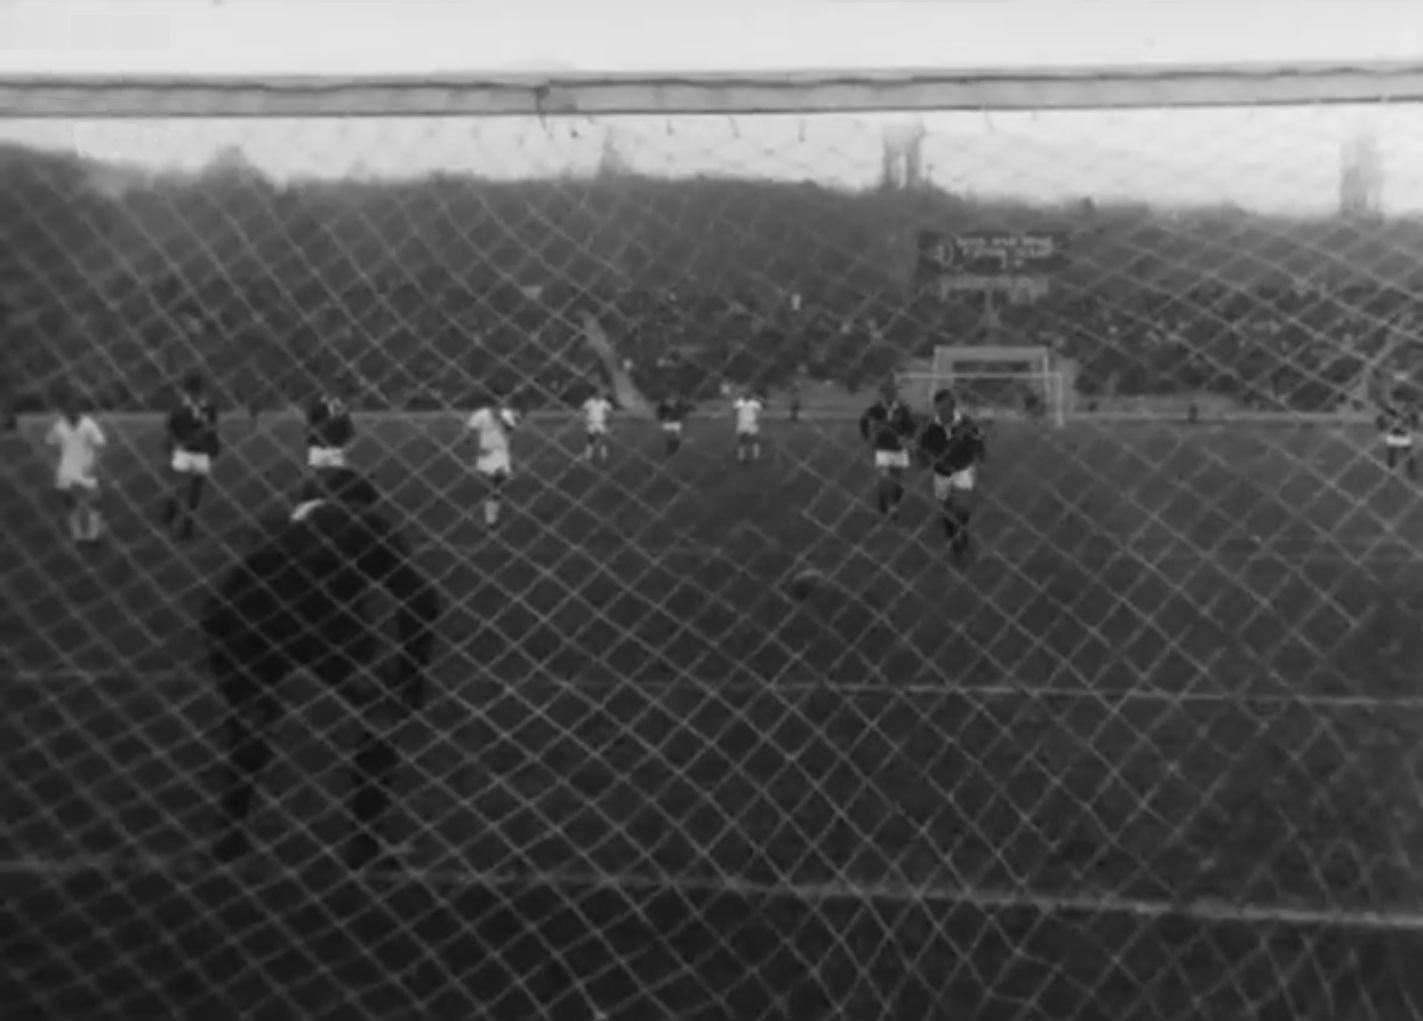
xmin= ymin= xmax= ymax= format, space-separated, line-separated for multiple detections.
xmin=0 ymin=61 xmax=1421 ymax=118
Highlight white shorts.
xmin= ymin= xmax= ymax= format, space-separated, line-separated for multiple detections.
xmin=874 ymin=450 xmax=911 ymax=470
xmin=478 ymin=451 xmax=512 ymax=478
xmin=170 ymin=450 xmax=212 ymax=476
xmin=586 ymin=424 xmax=609 ymax=438
xmin=661 ymin=422 xmax=683 ymax=435
xmin=933 ymin=468 xmax=977 ymax=501
xmin=308 ymin=446 xmax=347 ymax=469
xmin=56 ymin=469 xmax=98 ymax=493
xmin=1384 ymin=432 xmax=1414 ymax=450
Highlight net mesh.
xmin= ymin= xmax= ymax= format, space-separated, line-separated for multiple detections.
xmin=4 ymin=66 xmax=1423 ymax=1019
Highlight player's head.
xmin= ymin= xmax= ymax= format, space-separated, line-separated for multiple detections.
xmin=933 ymin=388 xmax=958 ymax=419
xmin=181 ymin=373 xmax=206 ymax=401
xmin=880 ymin=379 xmax=900 ymax=403
xmin=55 ymin=388 xmax=80 ymax=422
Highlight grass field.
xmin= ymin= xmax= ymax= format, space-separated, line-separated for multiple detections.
xmin=4 ymin=411 xmax=1423 ymax=1019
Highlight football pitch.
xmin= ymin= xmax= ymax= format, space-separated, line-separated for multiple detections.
xmin=4 ymin=411 xmax=1423 ymax=1018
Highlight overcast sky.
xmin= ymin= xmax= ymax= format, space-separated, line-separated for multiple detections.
xmin=0 ymin=1 xmax=1419 ymax=212
xmin=2 ymin=1 xmax=1421 ymax=74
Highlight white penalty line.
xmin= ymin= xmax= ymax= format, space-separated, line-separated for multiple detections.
xmin=107 ymin=534 xmax=744 ymax=563
xmin=0 ymin=852 xmax=1416 ymax=933
xmin=9 ymin=667 xmax=1423 ymax=712
xmin=65 ymin=533 xmax=1423 ymax=570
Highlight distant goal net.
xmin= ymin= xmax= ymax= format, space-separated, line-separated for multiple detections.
xmin=897 ymin=345 xmax=1068 ymax=425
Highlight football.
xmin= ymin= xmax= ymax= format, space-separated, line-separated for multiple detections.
xmin=785 ymin=568 xmax=827 ymax=601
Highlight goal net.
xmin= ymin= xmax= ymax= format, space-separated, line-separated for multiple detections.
xmin=897 ymin=345 xmax=1068 ymax=424
xmin=2 ymin=63 xmax=1422 ymax=1021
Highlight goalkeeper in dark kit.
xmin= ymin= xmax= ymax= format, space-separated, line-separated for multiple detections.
xmin=202 ymin=467 xmax=440 ymax=870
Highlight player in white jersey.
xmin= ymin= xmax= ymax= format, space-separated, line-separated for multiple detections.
xmin=733 ymin=391 xmax=764 ymax=463
xmin=45 ymin=395 xmax=107 ymax=543
xmin=582 ymin=391 xmax=614 ymax=463
xmin=466 ymin=400 xmax=520 ymax=528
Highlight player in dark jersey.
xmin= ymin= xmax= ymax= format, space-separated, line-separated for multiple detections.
xmin=1378 ymin=400 xmax=1419 ymax=478
xmin=202 ymin=472 xmax=439 ymax=870
xmin=916 ymin=388 xmax=988 ymax=561
xmin=859 ymin=382 xmax=918 ymax=522
xmin=307 ymin=393 xmax=355 ymax=470
xmin=163 ymin=373 xmax=221 ymax=541
xmin=657 ymin=394 xmax=691 ymax=456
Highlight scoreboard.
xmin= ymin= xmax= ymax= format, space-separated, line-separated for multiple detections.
xmin=916 ymin=231 xmax=1070 ymax=281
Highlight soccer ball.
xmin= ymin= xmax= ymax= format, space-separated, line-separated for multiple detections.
xmin=785 ymin=568 xmax=828 ymax=602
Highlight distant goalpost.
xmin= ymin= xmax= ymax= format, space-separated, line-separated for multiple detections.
xmin=897 ymin=345 xmax=1068 ymax=426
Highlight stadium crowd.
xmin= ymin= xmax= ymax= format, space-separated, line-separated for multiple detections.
xmin=1 ymin=141 xmax=1420 ymax=415
xmin=5 ymin=274 xmax=1417 ymax=415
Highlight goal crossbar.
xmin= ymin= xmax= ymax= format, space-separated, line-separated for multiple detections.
xmin=5 ymin=62 xmax=1423 ymax=117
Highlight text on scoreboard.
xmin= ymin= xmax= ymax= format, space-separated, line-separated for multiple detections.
xmin=916 ymin=231 xmax=1071 ymax=277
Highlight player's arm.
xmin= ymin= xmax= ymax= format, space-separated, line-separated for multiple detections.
xmin=207 ymin=405 xmax=222 ymax=459
xmin=464 ymin=410 xmax=490 ymax=453
xmin=915 ymin=421 xmax=944 ymax=469
xmin=87 ymin=418 xmax=108 ymax=469
xmin=356 ymin=519 xmax=440 ymax=710
xmin=898 ymin=410 xmax=919 ymax=451
xmin=970 ymin=417 xmax=989 ymax=464
xmin=163 ymin=408 xmax=180 ymax=456
xmin=329 ymin=409 xmax=355 ymax=448
xmin=305 ymin=400 xmax=326 ymax=446
xmin=858 ymin=406 xmax=874 ymax=442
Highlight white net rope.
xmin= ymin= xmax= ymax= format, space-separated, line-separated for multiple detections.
xmin=3 ymin=67 xmax=1423 ymax=1018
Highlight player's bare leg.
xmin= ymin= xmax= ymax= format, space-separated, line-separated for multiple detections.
xmin=77 ymin=487 xmax=104 ymax=543
xmin=211 ymin=681 xmax=282 ymax=863
xmin=305 ymin=656 xmax=409 ymax=870
xmin=60 ymin=490 xmax=83 ymax=543
xmin=163 ymin=474 xmax=206 ymax=540
xmin=344 ymin=707 xmax=405 ymax=869
xmin=939 ymin=486 xmax=979 ymax=563
xmin=876 ymin=467 xmax=907 ymax=521
xmin=181 ymin=475 xmax=206 ymax=538
xmin=482 ymin=472 xmax=506 ymax=528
